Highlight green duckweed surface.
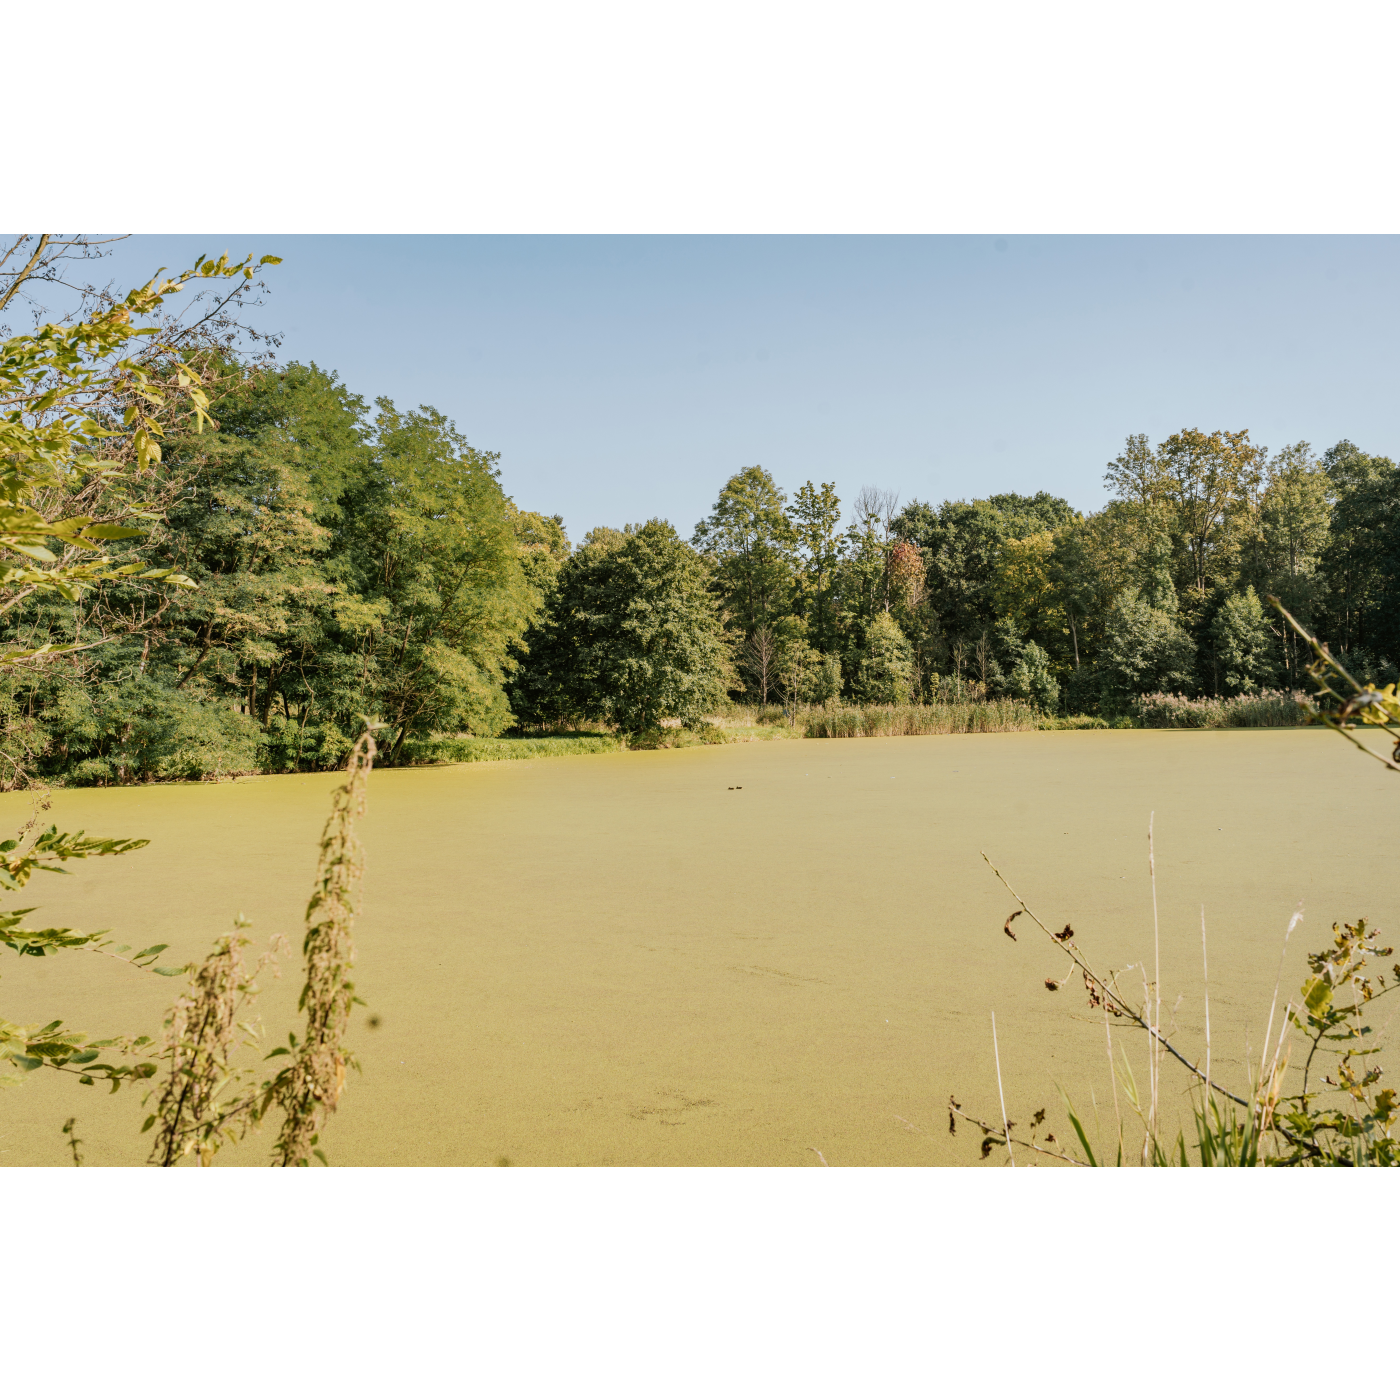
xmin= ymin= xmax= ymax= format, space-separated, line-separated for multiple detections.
xmin=3 ymin=728 xmax=1397 ymax=1166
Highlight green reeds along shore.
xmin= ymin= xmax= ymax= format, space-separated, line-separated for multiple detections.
xmin=401 ymin=734 xmax=622 ymax=764
xmin=1131 ymin=690 xmax=1308 ymax=729
xmin=803 ymin=701 xmax=1040 ymax=738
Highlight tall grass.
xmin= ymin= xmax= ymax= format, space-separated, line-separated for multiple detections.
xmin=399 ymin=734 xmax=621 ymax=764
xmin=1132 ymin=689 xmax=1308 ymax=729
xmin=803 ymin=701 xmax=1039 ymax=739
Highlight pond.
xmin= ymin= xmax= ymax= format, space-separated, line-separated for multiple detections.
xmin=3 ymin=728 xmax=1396 ymax=1166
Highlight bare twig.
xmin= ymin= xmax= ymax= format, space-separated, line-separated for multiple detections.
xmin=980 ymin=851 xmax=1250 ymax=1108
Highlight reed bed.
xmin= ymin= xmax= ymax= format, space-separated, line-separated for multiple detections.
xmin=401 ymin=734 xmax=621 ymax=764
xmin=1132 ymin=690 xmax=1308 ymax=730
xmin=803 ymin=701 xmax=1039 ymax=739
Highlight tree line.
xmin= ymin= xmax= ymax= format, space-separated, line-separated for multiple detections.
xmin=513 ymin=430 xmax=1400 ymax=728
xmin=3 ymin=346 xmax=1396 ymax=779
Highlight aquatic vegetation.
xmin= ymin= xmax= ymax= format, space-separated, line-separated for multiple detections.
xmin=1132 ymin=689 xmax=1308 ymax=729
xmin=803 ymin=701 xmax=1038 ymax=738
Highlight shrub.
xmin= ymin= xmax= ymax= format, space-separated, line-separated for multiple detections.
xmin=1007 ymin=640 xmax=1059 ymax=710
xmin=48 ymin=679 xmax=261 ymax=784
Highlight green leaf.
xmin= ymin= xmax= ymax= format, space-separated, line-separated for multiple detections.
xmin=141 ymin=1115 xmax=156 ymax=1133
xmin=82 ymin=525 xmax=145 ymax=540
xmin=1303 ymin=976 xmax=1334 ymax=1017
xmin=152 ymin=964 xmax=188 ymax=976
xmin=312 ymin=1149 xmax=328 ymax=1166
xmin=1056 ymin=1084 xmax=1097 ymax=1166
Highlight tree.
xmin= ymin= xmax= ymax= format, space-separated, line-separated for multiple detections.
xmin=1103 ymin=432 xmax=1167 ymax=508
xmin=1317 ymin=441 xmax=1400 ymax=665
xmin=741 ymin=626 xmax=779 ymax=704
xmin=537 ymin=520 xmax=729 ymax=736
xmin=813 ymin=652 xmax=842 ymax=706
xmin=895 ymin=492 xmax=1075 ymax=644
xmin=1209 ymin=586 xmax=1278 ymax=695
xmin=0 ymin=248 xmax=299 ymax=1094
xmin=1007 ymin=640 xmax=1059 ymax=710
xmin=336 ymin=403 xmax=539 ymax=757
xmin=993 ymin=531 xmax=1058 ymax=643
xmin=774 ymin=627 xmax=821 ymax=717
xmin=790 ymin=480 xmax=844 ymax=652
xmin=854 ymin=612 xmax=914 ymax=704
xmin=1096 ymin=589 xmax=1196 ymax=708
xmin=692 ymin=466 xmax=795 ymax=648
xmin=1152 ymin=428 xmax=1264 ymax=596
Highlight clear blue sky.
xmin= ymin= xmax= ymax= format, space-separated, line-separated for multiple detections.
xmin=95 ymin=235 xmax=1400 ymax=543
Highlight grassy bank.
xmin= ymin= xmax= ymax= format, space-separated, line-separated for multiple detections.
xmin=371 ymin=689 xmax=1312 ymax=769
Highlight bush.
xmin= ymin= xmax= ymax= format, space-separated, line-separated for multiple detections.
xmin=1007 ymin=640 xmax=1059 ymax=710
xmin=45 ymin=679 xmax=261 ymax=784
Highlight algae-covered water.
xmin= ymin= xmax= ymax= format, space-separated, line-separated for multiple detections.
xmin=3 ymin=729 xmax=1397 ymax=1167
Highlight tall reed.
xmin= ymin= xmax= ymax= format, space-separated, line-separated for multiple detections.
xmin=1132 ymin=690 xmax=1308 ymax=729
xmin=804 ymin=701 xmax=1039 ymax=739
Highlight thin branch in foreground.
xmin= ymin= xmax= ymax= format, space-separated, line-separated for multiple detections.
xmin=992 ymin=1012 xmax=1015 ymax=1167
xmin=979 ymin=850 xmax=1249 ymax=1109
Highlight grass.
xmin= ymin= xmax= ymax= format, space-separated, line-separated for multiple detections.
xmin=1132 ymin=690 xmax=1309 ymax=729
xmin=400 ymin=733 xmax=622 ymax=764
xmin=1035 ymin=714 xmax=1117 ymax=731
xmin=374 ymin=692 xmax=1314 ymax=768
xmin=803 ymin=701 xmax=1039 ymax=738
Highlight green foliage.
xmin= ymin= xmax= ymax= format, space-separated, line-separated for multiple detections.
xmin=692 ymin=465 xmax=795 ymax=647
xmin=895 ymin=492 xmax=1075 ymax=643
xmin=0 ymin=252 xmax=278 ymax=654
xmin=1095 ymin=588 xmax=1195 ymax=709
xmin=812 ymin=652 xmax=843 ymax=706
xmin=773 ymin=624 xmax=821 ymax=711
xmin=1006 ymin=640 xmax=1058 ymax=710
xmin=338 ymin=402 xmax=538 ymax=756
xmin=0 ymin=816 xmax=168 ymax=1089
xmin=2 ymin=358 xmax=545 ymax=778
xmin=1209 ymin=585 xmax=1277 ymax=694
xmin=790 ymin=481 xmax=845 ymax=652
xmin=853 ymin=612 xmax=915 ymax=703
xmin=527 ymin=519 xmax=730 ymax=737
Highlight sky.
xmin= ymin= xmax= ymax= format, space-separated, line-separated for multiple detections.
xmin=68 ymin=235 xmax=1400 ymax=543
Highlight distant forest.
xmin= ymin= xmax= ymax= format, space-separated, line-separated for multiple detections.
xmin=4 ymin=354 xmax=1397 ymax=782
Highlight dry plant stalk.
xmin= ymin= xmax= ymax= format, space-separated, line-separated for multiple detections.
xmin=146 ymin=925 xmax=277 ymax=1166
xmin=271 ymin=729 xmax=377 ymax=1167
